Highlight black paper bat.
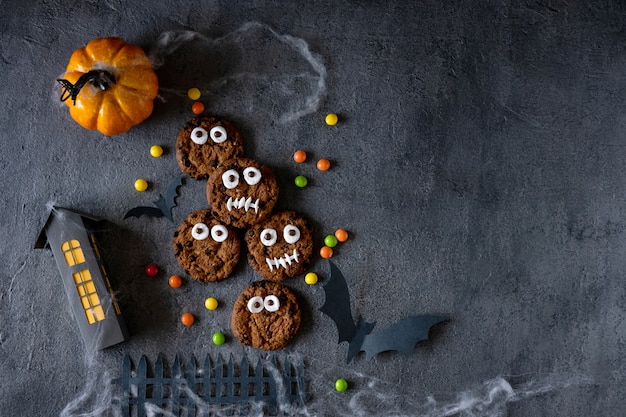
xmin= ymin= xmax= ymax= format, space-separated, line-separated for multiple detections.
xmin=320 ymin=260 xmax=447 ymax=363
xmin=124 ymin=175 xmax=185 ymax=222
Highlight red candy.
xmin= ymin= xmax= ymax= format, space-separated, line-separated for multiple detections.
xmin=145 ymin=264 xmax=159 ymax=277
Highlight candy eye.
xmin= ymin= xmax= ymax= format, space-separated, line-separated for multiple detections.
xmin=210 ymin=126 xmax=228 ymax=143
xmin=211 ymin=225 xmax=229 ymax=242
xmin=283 ymin=225 xmax=300 ymax=244
xmin=190 ymin=127 xmax=208 ymax=145
xmin=264 ymin=295 xmax=280 ymax=312
xmin=260 ymin=229 xmax=277 ymax=246
xmin=247 ymin=296 xmax=264 ymax=314
xmin=243 ymin=167 xmax=262 ymax=185
xmin=222 ymin=169 xmax=240 ymax=189
xmin=191 ymin=223 xmax=210 ymax=240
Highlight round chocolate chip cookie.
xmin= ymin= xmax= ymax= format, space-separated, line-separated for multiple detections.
xmin=245 ymin=211 xmax=313 ymax=281
xmin=206 ymin=158 xmax=278 ymax=229
xmin=173 ymin=209 xmax=240 ymax=282
xmin=231 ymin=280 xmax=302 ymax=350
xmin=176 ymin=116 xmax=245 ymax=180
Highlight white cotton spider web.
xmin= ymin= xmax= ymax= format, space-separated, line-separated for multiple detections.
xmin=150 ymin=22 xmax=327 ymax=124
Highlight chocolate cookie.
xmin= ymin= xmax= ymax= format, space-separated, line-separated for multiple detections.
xmin=231 ymin=280 xmax=301 ymax=350
xmin=173 ymin=209 xmax=240 ymax=282
xmin=245 ymin=211 xmax=313 ymax=281
xmin=176 ymin=116 xmax=245 ymax=179
xmin=206 ymin=158 xmax=279 ymax=229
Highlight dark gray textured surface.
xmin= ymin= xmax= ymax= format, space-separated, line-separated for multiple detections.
xmin=2 ymin=1 xmax=625 ymax=416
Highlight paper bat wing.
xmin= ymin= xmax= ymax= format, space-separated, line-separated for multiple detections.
xmin=360 ymin=315 xmax=447 ymax=361
xmin=123 ymin=207 xmax=164 ymax=219
xmin=319 ymin=260 xmax=358 ymax=343
xmin=152 ymin=175 xmax=185 ymax=221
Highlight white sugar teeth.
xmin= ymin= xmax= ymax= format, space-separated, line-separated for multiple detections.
xmin=265 ymin=249 xmax=299 ymax=271
xmin=226 ymin=197 xmax=260 ymax=213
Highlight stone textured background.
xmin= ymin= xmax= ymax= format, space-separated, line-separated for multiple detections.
xmin=1 ymin=1 xmax=625 ymax=416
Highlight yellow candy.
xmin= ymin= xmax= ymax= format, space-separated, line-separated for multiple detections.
xmin=325 ymin=113 xmax=338 ymax=126
xmin=187 ymin=87 xmax=201 ymax=100
xmin=205 ymin=297 xmax=219 ymax=310
xmin=150 ymin=145 xmax=163 ymax=158
xmin=305 ymin=272 xmax=318 ymax=285
xmin=134 ymin=179 xmax=148 ymax=192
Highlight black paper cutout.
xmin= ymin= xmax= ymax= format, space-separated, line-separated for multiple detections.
xmin=112 ymin=354 xmax=307 ymax=416
xmin=124 ymin=175 xmax=185 ymax=222
xmin=320 ymin=260 xmax=447 ymax=363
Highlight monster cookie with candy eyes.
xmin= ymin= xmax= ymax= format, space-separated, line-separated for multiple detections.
xmin=245 ymin=211 xmax=313 ymax=281
xmin=176 ymin=116 xmax=245 ymax=180
xmin=231 ymin=280 xmax=302 ymax=350
xmin=172 ymin=209 xmax=240 ymax=282
xmin=206 ymin=158 xmax=279 ymax=229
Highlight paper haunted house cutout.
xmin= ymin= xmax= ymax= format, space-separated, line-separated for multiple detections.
xmin=35 ymin=206 xmax=128 ymax=351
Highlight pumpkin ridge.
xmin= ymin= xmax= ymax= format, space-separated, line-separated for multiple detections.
xmin=117 ymin=84 xmax=154 ymax=98
xmin=98 ymin=94 xmax=133 ymax=136
xmin=86 ymin=38 xmax=125 ymax=64
xmin=67 ymin=48 xmax=94 ymax=74
xmin=112 ymin=44 xmax=153 ymax=70
xmin=113 ymin=86 xmax=153 ymax=124
xmin=116 ymin=71 xmax=159 ymax=97
xmin=70 ymin=87 xmax=105 ymax=130
xmin=111 ymin=43 xmax=133 ymax=67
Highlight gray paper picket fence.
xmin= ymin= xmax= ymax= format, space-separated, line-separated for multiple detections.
xmin=112 ymin=354 xmax=307 ymax=416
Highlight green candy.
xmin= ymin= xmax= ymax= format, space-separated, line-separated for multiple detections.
xmin=212 ymin=332 xmax=226 ymax=345
xmin=335 ymin=378 xmax=348 ymax=392
xmin=324 ymin=234 xmax=338 ymax=248
xmin=294 ymin=175 xmax=308 ymax=188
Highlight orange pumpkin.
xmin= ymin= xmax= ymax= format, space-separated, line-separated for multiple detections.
xmin=57 ymin=37 xmax=159 ymax=136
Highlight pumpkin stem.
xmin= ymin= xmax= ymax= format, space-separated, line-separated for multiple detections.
xmin=57 ymin=70 xmax=116 ymax=105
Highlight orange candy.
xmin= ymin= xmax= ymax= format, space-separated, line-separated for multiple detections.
xmin=169 ymin=275 xmax=183 ymax=288
xmin=320 ymin=246 xmax=333 ymax=259
xmin=317 ymin=158 xmax=331 ymax=171
xmin=293 ymin=150 xmax=307 ymax=163
xmin=181 ymin=312 xmax=195 ymax=326
xmin=191 ymin=101 xmax=205 ymax=114
xmin=335 ymin=229 xmax=349 ymax=242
